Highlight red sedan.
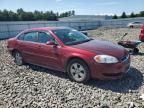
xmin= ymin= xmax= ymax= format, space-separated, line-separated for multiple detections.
xmin=7 ymin=27 xmax=130 ymax=83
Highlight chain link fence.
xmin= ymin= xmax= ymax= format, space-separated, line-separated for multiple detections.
xmin=0 ymin=17 xmax=144 ymax=39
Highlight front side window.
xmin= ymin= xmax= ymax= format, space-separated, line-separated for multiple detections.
xmin=38 ymin=32 xmax=55 ymax=43
xmin=23 ymin=32 xmax=37 ymax=42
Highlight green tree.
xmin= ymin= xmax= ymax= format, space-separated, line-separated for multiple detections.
xmin=121 ymin=12 xmax=127 ymax=18
xmin=17 ymin=8 xmax=25 ymax=21
xmin=0 ymin=10 xmax=5 ymax=21
xmin=130 ymin=12 xmax=136 ymax=18
xmin=2 ymin=9 xmax=10 ymax=21
xmin=140 ymin=11 xmax=144 ymax=17
xmin=0 ymin=9 xmax=75 ymax=21
xmin=113 ymin=14 xmax=118 ymax=19
xmin=72 ymin=10 xmax=75 ymax=16
xmin=59 ymin=11 xmax=74 ymax=18
xmin=24 ymin=12 xmax=35 ymax=21
xmin=9 ymin=11 xmax=19 ymax=21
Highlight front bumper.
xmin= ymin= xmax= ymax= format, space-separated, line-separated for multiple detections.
xmin=90 ymin=55 xmax=130 ymax=80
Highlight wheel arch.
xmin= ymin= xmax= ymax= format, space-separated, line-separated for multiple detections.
xmin=11 ymin=49 xmax=20 ymax=57
xmin=65 ymin=56 xmax=91 ymax=73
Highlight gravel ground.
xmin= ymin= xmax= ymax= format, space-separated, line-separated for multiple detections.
xmin=0 ymin=28 xmax=144 ymax=108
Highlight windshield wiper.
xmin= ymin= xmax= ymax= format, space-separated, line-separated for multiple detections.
xmin=68 ymin=38 xmax=93 ymax=45
xmin=76 ymin=38 xmax=93 ymax=44
xmin=81 ymin=38 xmax=93 ymax=43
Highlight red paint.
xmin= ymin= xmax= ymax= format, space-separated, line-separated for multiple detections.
xmin=7 ymin=27 xmax=130 ymax=80
xmin=139 ymin=25 xmax=144 ymax=42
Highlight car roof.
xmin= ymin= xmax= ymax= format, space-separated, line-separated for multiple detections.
xmin=24 ymin=27 xmax=71 ymax=32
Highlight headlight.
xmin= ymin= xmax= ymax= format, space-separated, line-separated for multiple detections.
xmin=94 ymin=55 xmax=119 ymax=63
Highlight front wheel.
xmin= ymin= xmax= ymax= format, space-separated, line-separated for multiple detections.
xmin=13 ymin=51 xmax=24 ymax=66
xmin=67 ymin=59 xmax=90 ymax=83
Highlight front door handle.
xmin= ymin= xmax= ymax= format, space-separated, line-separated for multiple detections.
xmin=38 ymin=45 xmax=42 ymax=48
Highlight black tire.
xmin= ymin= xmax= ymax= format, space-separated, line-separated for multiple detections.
xmin=133 ymin=48 xmax=139 ymax=54
xmin=13 ymin=51 xmax=24 ymax=66
xmin=130 ymin=25 xmax=134 ymax=28
xmin=66 ymin=59 xmax=90 ymax=83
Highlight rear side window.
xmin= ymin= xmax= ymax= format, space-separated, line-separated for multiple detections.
xmin=38 ymin=32 xmax=54 ymax=43
xmin=23 ymin=32 xmax=37 ymax=42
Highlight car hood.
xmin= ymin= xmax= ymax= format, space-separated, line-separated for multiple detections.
xmin=72 ymin=39 xmax=126 ymax=60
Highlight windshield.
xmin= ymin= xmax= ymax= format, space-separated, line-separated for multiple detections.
xmin=52 ymin=29 xmax=92 ymax=45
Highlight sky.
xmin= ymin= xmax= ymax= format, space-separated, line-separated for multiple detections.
xmin=0 ymin=0 xmax=144 ymax=15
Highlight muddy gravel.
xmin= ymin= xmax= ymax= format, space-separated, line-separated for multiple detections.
xmin=0 ymin=28 xmax=144 ymax=108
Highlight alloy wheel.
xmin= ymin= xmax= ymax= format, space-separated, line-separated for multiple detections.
xmin=14 ymin=52 xmax=23 ymax=66
xmin=70 ymin=63 xmax=87 ymax=82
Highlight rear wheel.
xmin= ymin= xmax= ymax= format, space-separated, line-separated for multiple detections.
xmin=13 ymin=51 xmax=24 ymax=66
xmin=67 ymin=59 xmax=90 ymax=83
xmin=130 ymin=25 xmax=134 ymax=28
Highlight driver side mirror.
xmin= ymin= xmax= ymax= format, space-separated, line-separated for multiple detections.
xmin=81 ymin=31 xmax=88 ymax=36
xmin=46 ymin=41 xmax=58 ymax=46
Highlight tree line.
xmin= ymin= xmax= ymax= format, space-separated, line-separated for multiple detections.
xmin=113 ymin=11 xmax=144 ymax=19
xmin=0 ymin=8 xmax=75 ymax=21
